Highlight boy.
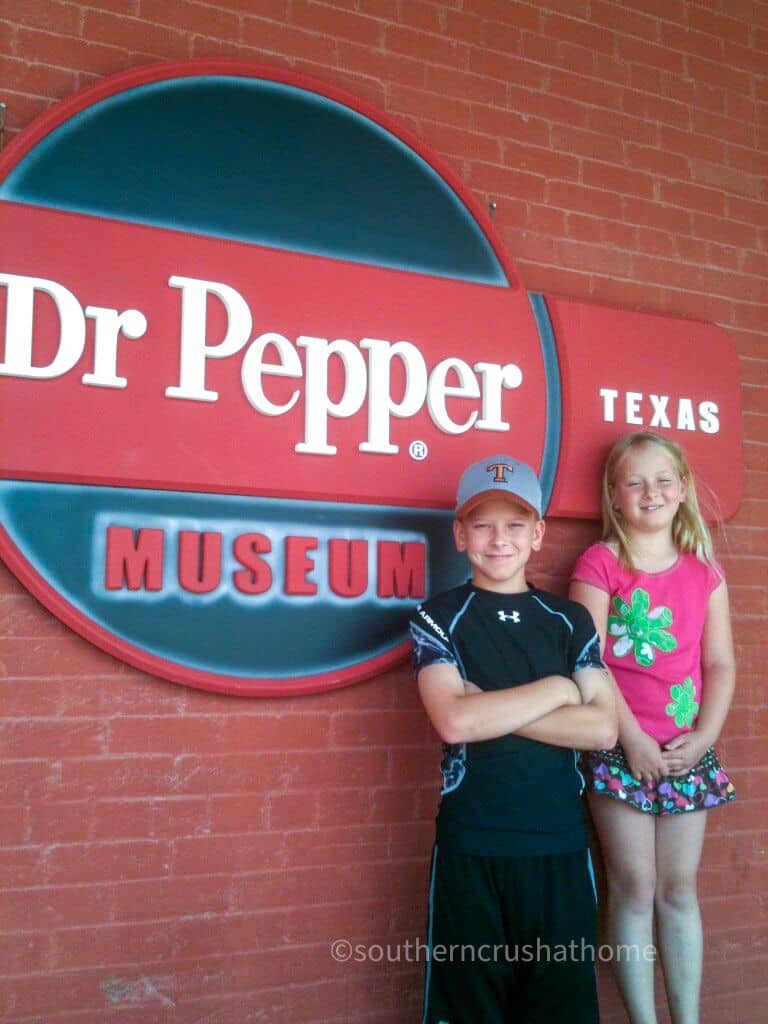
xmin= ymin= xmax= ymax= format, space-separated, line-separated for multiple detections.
xmin=410 ymin=455 xmax=617 ymax=1024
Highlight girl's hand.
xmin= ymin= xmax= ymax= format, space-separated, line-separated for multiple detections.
xmin=622 ymin=729 xmax=666 ymax=786
xmin=662 ymin=730 xmax=712 ymax=776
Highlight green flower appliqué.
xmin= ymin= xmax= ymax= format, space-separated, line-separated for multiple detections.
xmin=608 ymin=587 xmax=677 ymax=667
xmin=666 ymin=677 xmax=699 ymax=728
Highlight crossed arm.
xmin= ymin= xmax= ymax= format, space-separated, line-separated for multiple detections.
xmin=417 ymin=660 xmax=617 ymax=751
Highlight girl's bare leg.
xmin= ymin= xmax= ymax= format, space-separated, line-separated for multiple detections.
xmin=588 ymin=794 xmax=659 ymax=1024
xmin=655 ymin=811 xmax=708 ymax=1024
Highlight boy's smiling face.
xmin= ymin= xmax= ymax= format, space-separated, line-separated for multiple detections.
xmin=453 ymin=497 xmax=545 ymax=593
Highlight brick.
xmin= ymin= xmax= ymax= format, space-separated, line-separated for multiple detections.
xmin=0 ymin=968 xmax=110 ymax=1018
xmin=593 ymin=52 xmax=631 ymax=86
xmin=686 ymin=55 xmax=753 ymax=98
xmin=291 ymin=2 xmax=382 ymax=47
xmin=0 ymin=594 xmax=69 ymax=640
xmin=565 ymin=213 xmax=603 ymax=243
xmin=1 ymin=634 xmax=125 ymax=678
xmin=660 ymin=124 xmax=727 ymax=164
xmin=628 ymin=62 xmax=663 ymax=95
xmin=419 ymin=120 xmax=500 ymax=164
xmin=108 ymin=712 xmax=332 ymax=754
xmin=582 ymin=160 xmax=655 ymax=199
xmin=330 ymin=710 xmax=429 ymax=747
xmin=1 ymin=883 xmax=113 ymax=930
xmin=51 ymin=919 xmax=175 ymax=970
xmin=622 ymin=196 xmax=691 ymax=235
xmin=169 ymin=751 xmax=286 ymax=793
xmin=423 ymin=64 xmax=506 ymax=107
xmin=622 ymin=0 xmax=686 ymax=22
xmin=548 ymin=68 xmax=623 ymax=111
xmin=27 ymin=799 xmax=93 ymax=843
xmin=526 ymin=202 xmax=566 ymax=236
xmin=81 ymin=10 xmax=190 ymax=59
xmin=540 ymin=12 xmax=614 ymax=55
xmin=556 ymin=238 xmax=633 ymax=278
xmin=58 ymin=755 xmax=177 ymax=798
xmin=46 ymin=839 xmax=172 ymax=884
xmin=0 ymin=930 xmax=51 ymax=974
xmin=601 ymin=220 xmax=637 ymax=250
xmin=0 ymin=54 xmax=78 ymax=99
xmin=693 ymin=107 xmax=756 ymax=148
xmin=281 ymin=823 xmax=388 ymax=867
xmin=702 ymin=893 xmax=765 ymax=932
xmin=617 ymin=34 xmax=685 ymax=74
xmin=140 ymin=0 xmax=239 ymax=41
xmin=463 ymin=0 xmax=541 ymax=34
xmin=468 ymin=162 xmax=546 ymax=202
xmin=240 ymin=15 xmax=337 ymax=65
xmin=268 ymin=788 xmax=318 ymax=829
xmin=623 ymin=89 xmax=690 ymax=129
xmin=336 ymin=41 xmax=425 ymax=89
xmin=388 ymin=82 xmax=471 ymax=129
xmin=469 ymin=47 xmax=545 ymax=90
xmin=547 ymin=180 xmax=623 ymax=220
xmin=471 ymin=103 xmax=549 ymax=147
xmin=0 ymin=90 xmax=54 ymax=132
xmin=722 ymin=39 xmax=768 ymax=77
xmin=660 ymin=179 xmax=725 ymax=216
xmin=393 ymin=0 xmax=443 ymax=34
xmin=692 ymin=212 xmax=760 ymax=250
xmin=0 ymin=844 xmax=47 ymax=887
xmin=660 ymin=22 xmax=723 ymax=63
xmin=173 ymin=832 xmax=285 ymax=874
xmin=0 ymin=718 xmax=105 ymax=758
xmin=728 ymin=195 xmax=768 ymax=228
xmin=728 ymin=91 xmax=758 ymax=125
xmin=0 ymin=0 xmax=81 ymax=34
xmin=689 ymin=7 xmax=751 ymax=46
xmin=211 ymin=0 xmax=288 ymax=13
xmin=636 ymin=227 xmax=676 ymax=258
xmin=590 ymin=0 xmax=660 ymax=42
xmin=586 ymin=107 xmax=658 ymax=146
xmin=477 ymin=19 xmax=524 ymax=60
xmin=666 ymin=76 xmax=727 ymax=117
xmin=551 ymin=123 xmax=622 ymax=163
xmin=111 ymin=873 xmax=230 ymax=920
xmin=442 ymin=9 xmax=491 ymax=48
xmin=385 ymin=24 xmax=469 ymax=69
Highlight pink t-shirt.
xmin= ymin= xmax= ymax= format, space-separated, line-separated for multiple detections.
xmin=571 ymin=543 xmax=724 ymax=745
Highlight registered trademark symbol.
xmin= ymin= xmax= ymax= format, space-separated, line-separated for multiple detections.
xmin=409 ymin=440 xmax=428 ymax=461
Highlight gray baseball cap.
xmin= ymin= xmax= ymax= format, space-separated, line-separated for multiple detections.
xmin=456 ymin=455 xmax=542 ymax=518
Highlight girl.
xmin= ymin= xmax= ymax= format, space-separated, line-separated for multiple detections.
xmin=569 ymin=432 xmax=736 ymax=1024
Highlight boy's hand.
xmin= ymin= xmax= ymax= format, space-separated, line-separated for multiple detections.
xmin=623 ymin=729 xmax=666 ymax=785
xmin=463 ymin=681 xmax=482 ymax=695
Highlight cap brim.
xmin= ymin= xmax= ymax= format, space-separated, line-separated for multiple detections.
xmin=457 ymin=490 xmax=540 ymax=519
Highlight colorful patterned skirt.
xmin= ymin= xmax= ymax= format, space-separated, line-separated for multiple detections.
xmin=581 ymin=743 xmax=736 ymax=815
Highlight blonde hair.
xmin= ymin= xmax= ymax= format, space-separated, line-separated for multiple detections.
xmin=601 ymin=432 xmax=715 ymax=570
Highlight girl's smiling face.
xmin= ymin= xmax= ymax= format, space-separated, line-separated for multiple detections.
xmin=611 ymin=443 xmax=687 ymax=534
xmin=453 ymin=497 xmax=544 ymax=593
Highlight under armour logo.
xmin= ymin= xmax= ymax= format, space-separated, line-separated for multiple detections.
xmin=498 ymin=610 xmax=520 ymax=623
xmin=487 ymin=461 xmax=514 ymax=483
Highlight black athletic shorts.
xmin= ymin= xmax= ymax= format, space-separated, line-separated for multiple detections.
xmin=421 ymin=844 xmax=599 ymax=1024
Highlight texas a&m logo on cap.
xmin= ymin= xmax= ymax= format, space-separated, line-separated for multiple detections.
xmin=0 ymin=62 xmax=742 ymax=695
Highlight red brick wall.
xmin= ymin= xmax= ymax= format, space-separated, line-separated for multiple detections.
xmin=1 ymin=2 xmax=766 ymax=1021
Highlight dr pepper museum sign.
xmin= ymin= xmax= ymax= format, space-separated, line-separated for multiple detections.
xmin=0 ymin=61 xmax=742 ymax=696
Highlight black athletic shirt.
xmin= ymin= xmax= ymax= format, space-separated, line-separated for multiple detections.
xmin=410 ymin=581 xmax=604 ymax=857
